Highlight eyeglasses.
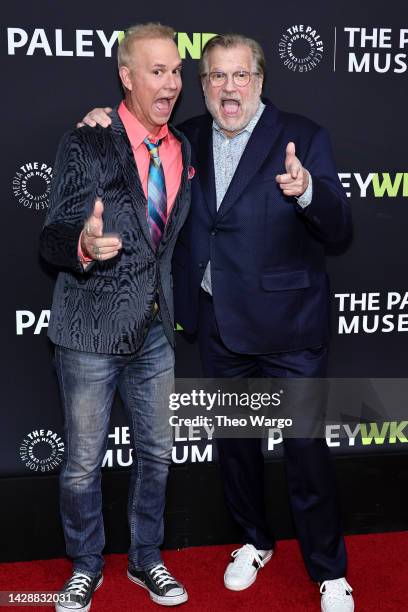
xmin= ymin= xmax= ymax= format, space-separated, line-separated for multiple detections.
xmin=204 ymin=70 xmax=260 ymax=87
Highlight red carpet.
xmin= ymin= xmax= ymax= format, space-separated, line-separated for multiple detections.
xmin=0 ymin=532 xmax=407 ymax=611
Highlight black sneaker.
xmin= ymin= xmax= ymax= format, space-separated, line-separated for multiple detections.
xmin=127 ymin=563 xmax=188 ymax=606
xmin=56 ymin=571 xmax=103 ymax=611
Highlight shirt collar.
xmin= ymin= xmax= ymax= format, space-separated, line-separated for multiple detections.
xmin=118 ymin=100 xmax=169 ymax=149
xmin=212 ymin=100 xmax=265 ymax=139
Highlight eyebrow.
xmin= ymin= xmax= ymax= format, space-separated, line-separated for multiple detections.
xmin=152 ymin=62 xmax=183 ymax=69
xmin=210 ymin=66 xmax=249 ymax=71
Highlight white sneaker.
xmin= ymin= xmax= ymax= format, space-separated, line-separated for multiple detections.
xmin=320 ymin=577 xmax=354 ymax=612
xmin=224 ymin=543 xmax=273 ymax=591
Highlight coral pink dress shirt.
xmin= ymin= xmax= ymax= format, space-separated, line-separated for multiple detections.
xmin=79 ymin=100 xmax=183 ymax=262
xmin=118 ymin=100 xmax=182 ymax=212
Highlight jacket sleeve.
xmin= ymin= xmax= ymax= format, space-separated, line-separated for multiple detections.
xmin=39 ymin=129 xmax=98 ymax=273
xmin=296 ymin=126 xmax=351 ymax=245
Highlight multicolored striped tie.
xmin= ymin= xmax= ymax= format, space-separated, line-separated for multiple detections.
xmin=144 ymin=137 xmax=167 ymax=250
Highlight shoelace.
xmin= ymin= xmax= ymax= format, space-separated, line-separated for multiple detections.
xmin=64 ymin=572 xmax=93 ymax=597
xmin=230 ymin=544 xmax=265 ymax=569
xmin=149 ymin=564 xmax=178 ymax=588
xmin=320 ymin=578 xmax=353 ymax=603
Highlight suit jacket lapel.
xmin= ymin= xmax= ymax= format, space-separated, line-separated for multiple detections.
xmin=215 ymin=103 xmax=282 ymax=223
xmin=109 ymin=108 xmax=155 ymax=253
xmin=157 ymin=126 xmax=190 ymax=253
xmin=196 ymin=115 xmax=217 ymax=218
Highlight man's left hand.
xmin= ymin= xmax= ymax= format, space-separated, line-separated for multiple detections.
xmin=275 ymin=142 xmax=309 ymax=197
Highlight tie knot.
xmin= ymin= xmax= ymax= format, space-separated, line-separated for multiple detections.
xmin=144 ymin=137 xmax=162 ymax=160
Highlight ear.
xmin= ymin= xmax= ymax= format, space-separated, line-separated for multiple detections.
xmin=119 ymin=65 xmax=132 ymax=91
xmin=257 ymin=73 xmax=264 ymax=94
xmin=200 ymin=76 xmax=208 ymax=95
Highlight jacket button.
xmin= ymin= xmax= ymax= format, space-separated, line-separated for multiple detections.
xmin=211 ymin=229 xmax=218 ymax=236
xmin=199 ymin=262 xmax=205 ymax=269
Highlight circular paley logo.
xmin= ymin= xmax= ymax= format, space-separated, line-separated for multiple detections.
xmin=278 ymin=25 xmax=324 ymax=72
xmin=19 ymin=429 xmax=65 ymax=473
xmin=12 ymin=161 xmax=52 ymax=211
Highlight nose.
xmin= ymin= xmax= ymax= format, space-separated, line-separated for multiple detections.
xmin=165 ymin=72 xmax=180 ymax=91
xmin=222 ymin=74 xmax=237 ymax=93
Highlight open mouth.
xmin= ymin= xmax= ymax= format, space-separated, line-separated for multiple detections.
xmin=154 ymin=97 xmax=174 ymax=115
xmin=221 ymin=98 xmax=241 ymax=117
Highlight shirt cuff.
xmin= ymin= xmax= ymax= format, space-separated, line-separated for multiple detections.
xmin=78 ymin=230 xmax=93 ymax=264
xmin=296 ymin=172 xmax=313 ymax=208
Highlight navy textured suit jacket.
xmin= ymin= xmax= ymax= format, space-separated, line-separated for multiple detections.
xmin=40 ymin=109 xmax=191 ymax=354
xmin=173 ymin=102 xmax=351 ymax=354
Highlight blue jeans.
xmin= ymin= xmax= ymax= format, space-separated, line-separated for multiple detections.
xmin=54 ymin=317 xmax=174 ymax=576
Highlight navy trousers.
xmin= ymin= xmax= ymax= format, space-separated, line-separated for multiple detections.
xmin=198 ymin=290 xmax=347 ymax=582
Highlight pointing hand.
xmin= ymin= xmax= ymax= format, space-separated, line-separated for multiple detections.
xmin=275 ymin=142 xmax=309 ymax=197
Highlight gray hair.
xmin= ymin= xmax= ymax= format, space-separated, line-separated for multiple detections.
xmin=118 ymin=22 xmax=176 ymax=68
xmin=199 ymin=33 xmax=266 ymax=77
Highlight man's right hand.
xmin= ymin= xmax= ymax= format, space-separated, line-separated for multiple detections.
xmin=80 ymin=198 xmax=122 ymax=261
xmin=77 ymin=107 xmax=113 ymax=128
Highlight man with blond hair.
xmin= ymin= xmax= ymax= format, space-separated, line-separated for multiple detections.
xmin=40 ymin=23 xmax=191 ymax=610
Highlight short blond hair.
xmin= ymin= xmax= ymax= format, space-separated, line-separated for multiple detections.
xmin=118 ymin=22 xmax=176 ymax=68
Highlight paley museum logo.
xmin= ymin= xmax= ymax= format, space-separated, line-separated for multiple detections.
xmin=12 ymin=161 xmax=52 ymax=212
xmin=278 ymin=24 xmax=324 ymax=72
xmin=20 ymin=429 xmax=65 ymax=473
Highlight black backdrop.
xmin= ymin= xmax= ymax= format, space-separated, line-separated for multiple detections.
xmin=2 ymin=1 xmax=408 ymax=481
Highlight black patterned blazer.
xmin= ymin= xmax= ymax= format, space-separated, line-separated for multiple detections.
xmin=40 ymin=108 xmax=191 ymax=354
